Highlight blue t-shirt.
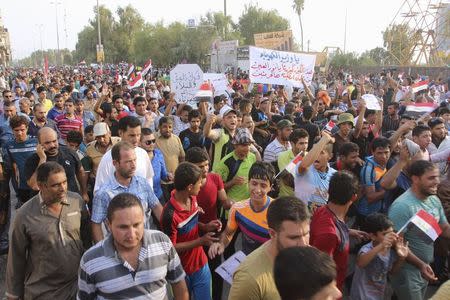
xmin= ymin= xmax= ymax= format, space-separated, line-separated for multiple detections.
xmin=357 ymin=156 xmax=387 ymax=216
xmin=350 ymin=242 xmax=396 ymax=300
xmin=295 ymin=162 xmax=337 ymax=212
xmin=2 ymin=136 xmax=38 ymax=190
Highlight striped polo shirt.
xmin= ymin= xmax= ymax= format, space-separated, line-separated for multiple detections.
xmin=228 ymin=197 xmax=273 ymax=254
xmin=161 ymin=192 xmax=208 ymax=275
xmin=55 ymin=114 xmax=83 ymax=141
xmin=78 ymin=230 xmax=185 ymax=299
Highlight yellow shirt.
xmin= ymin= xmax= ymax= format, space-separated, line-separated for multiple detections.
xmin=155 ymin=132 xmax=185 ymax=175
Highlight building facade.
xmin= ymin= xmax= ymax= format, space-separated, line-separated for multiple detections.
xmin=0 ymin=13 xmax=11 ymax=68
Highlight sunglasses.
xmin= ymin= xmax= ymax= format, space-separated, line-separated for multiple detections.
xmin=145 ymin=139 xmax=156 ymax=145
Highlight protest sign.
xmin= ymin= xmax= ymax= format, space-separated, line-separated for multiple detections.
xmin=249 ymin=46 xmax=316 ymax=87
xmin=203 ymin=73 xmax=234 ymax=96
xmin=170 ymin=64 xmax=204 ymax=104
xmin=361 ymin=94 xmax=382 ymax=111
xmin=215 ymin=251 xmax=246 ymax=284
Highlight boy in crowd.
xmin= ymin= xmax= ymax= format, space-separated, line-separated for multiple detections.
xmin=179 ymin=109 xmax=205 ymax=151
xmin=209 ymin=161 xmax=276 ymax=258
xmin=350 ymin=213 xmax=409 ymax=300
xmin=161 ymin=162 xmax=220 ymax=300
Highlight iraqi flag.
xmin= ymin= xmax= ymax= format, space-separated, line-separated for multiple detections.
xmin=126 ymin=64 xmax=135 ymax=78
xmin=405 ymin=102 xmax=438 ymax=118
xmin=398 ymin=209 xmax=442 ymax=242
xmin=411 ymin=80 xmax=429 ymax=93
xmin=128 ymin=73 xmax=143 ymax=90
xmin=141 ymin=59 xmax=152 ymax=77
xmin=275 ymin=151 xmax=305 ymax=178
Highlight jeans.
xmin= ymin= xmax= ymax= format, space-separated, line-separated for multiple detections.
xmin=185 ymin=264 xmax=212 ymax=300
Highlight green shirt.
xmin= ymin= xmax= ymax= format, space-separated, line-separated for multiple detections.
xmin=389 ymin=188 xmax=447 ymax=264
xmin=277 ymin=149 xmax=295 ymax=197
xmin=213 ymin=151 xmax=256 ymax=201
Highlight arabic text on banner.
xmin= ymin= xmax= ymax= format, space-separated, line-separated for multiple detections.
xmin=170 ymin=64 xmax=204 ymax=104
xmin=249 ymin=46 xmax=316 ymax=87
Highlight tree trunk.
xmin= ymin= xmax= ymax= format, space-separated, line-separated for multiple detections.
xmin=299 ymin=14 xmax=304 ymax=51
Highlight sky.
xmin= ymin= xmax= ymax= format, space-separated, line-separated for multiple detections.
xmin=1 ymin=0 xmax=412 ymax=60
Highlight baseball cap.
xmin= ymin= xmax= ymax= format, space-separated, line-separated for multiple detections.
xmin=232 ymin=128 xmax=255 ymax=145
xmin=337 ymin=113 xmax=355 ymax=126
xmin=219 ymin=105 xmax=237 ymax=118
xmin=93 ymin=122 xmax=110 ymax=137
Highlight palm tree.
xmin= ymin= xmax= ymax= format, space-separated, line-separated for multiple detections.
xmin=292 ymin=0 xmax=305 ymax=51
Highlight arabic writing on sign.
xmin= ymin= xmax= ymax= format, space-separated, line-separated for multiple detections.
xmin=249 ymin=46 xmax=316 ymax=87
xmin=170 ymin=64 xmax=204 ymax=103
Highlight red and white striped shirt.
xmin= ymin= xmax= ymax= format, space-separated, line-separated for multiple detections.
xmin=55 ymin=114 xmax=83 ymax=140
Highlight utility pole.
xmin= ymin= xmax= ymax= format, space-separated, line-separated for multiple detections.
xmin=224 ymin=0 xmax=227 ymax=16
xmin=50 ymin=1 xmax=61 ymax=65
xmin=307 ymin=40 xmax=310 ymax=52
xmin=343 ymin=7 xmax=347 ymax=54
xmin=37 ymin=24 xmax=44 ymax=67
xmin=96 ymin=0 xmax=104 ymax=71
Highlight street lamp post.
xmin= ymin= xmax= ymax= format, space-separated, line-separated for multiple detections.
xmin=50 ymin=1 xmax=61 ymax=65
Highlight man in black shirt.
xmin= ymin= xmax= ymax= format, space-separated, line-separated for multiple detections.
xmin=179 ymin=109 xmax=206 ymax=151
xmin=24 ymin=127 xmax=89 ymax=202
xmin=295 ymin=105 xmax=320 ymax=150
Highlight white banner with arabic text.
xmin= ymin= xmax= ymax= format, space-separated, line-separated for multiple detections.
xmin=249 ymin=46 xmax=316 ymax=87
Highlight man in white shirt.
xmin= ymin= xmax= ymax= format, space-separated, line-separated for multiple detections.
xmin=94 ymin=116 xmax=154 ymax=193
xmin=263 ymin=119 xmax=293 ymax=163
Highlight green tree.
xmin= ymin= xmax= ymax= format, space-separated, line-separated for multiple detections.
xmin=383 ymin=24 xmax=417 ymax=65
xmin=329 ymin=52 xmax=360 ymax=68
xmin=292 ymin=0 xmax=305 ymax=51
xmin=238 ymin=4 xmax=289 ymax=45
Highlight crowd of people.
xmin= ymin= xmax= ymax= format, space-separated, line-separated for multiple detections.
xmin=0 ymin=66 xmax=450 ymax=300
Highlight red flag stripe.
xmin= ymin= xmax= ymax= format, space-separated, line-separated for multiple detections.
xmin=416 ymin=209 xmax=442 ymax=236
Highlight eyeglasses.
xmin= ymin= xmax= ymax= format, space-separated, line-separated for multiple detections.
xmin=145 ymin=139 xmax=156 ymax=145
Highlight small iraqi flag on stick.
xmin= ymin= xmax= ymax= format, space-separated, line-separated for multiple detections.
xmin=411 ymin=80 xmax=429 ymax=93
xmin=405 ymin=102 xmax=438 ymax=118
xmin=398 ymin=209 xmax=442 ymax=242
xmin=275 ymin=151 xmax=305 ymax=178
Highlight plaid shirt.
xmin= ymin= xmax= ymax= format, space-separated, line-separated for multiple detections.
xmin=91 ymin=175 xmax=159 ymax=228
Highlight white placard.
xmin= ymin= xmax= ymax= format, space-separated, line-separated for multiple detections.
xmin=170 ymin=64 xmax=204 ymax=104
xmin=215 ymin=251 xmax=246 ymax=285
xmin=361 ymin=94 xmax=382 ymax=111
xmin=203 ymin=73 xmax=232 ymax=94
xmin=249 ymin=46 xmax=316 ymax=87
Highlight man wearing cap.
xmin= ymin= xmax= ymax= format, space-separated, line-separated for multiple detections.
xmin=148 ymin=81 xmax=161 ymax=101
xmin=263 ymin=119 xmax=293 ymax=163
xmin=213 ymin=127 xmax=257 ymax=202
xmin=332 ymin=102 xmax=366 ymax=162
xmin=86 ymin=122 xmax=120 ymax=180
xmin=204 ymin=107 xmax=238 ymax=169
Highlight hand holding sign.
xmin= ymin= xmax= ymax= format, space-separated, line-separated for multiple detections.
xmin=361 ymin=94 xmax=382 ymax=111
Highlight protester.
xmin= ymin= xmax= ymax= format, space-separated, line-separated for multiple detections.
xmin=161 ymin=162 xmax=219 ymax=300
xmin=389 ymin=160 xmax=450 ymax=300
xmin=229 ymin=196 xmax=310 ymax=299
xmin=274 ymin=246 xmax=342 ymax=300
xmin=263 ymin=119 xmax=293 ymax=163
xmin=6 ymin=162 xmax=86 ymax=300
xmin=91 ymin=141 xmax=162 ymax=242
xmin=78 ymin=193 xmax=188 ymax=300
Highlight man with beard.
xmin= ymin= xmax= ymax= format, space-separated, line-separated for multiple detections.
xmin=6 ymin=162 xmax=86 ymax=300
xmin=91 ymin=141 xmax=162 ymax=243
xmin=427 ymin=117 xmax=450 ymax=176
xmin=74 ymin=99 xmax=95 ymax=129
xmin=263 ymin=119 xmax=293 ymax=163
xmin=94 ymin=116 xmax=154 ymax=193
xmin=330 ymin=142 xmax=361 ymax=178
xmin=24 ymin=127 xmax=89 ymax=203
xmin=27 ymin=103 xmax=57 ymax=137
xmin=389 ymin=160 xmax=450 ymax=300
xmin=228 ymin=196 xmax=310 ymax=300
